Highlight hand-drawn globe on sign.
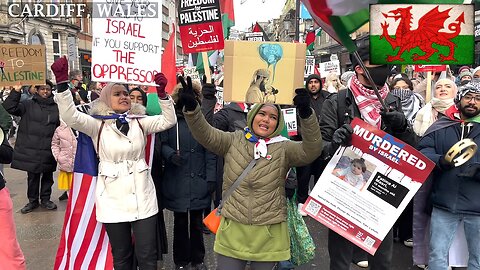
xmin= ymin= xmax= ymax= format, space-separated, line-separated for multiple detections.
xmin=258 ymin=43 xmax=283 ymax=82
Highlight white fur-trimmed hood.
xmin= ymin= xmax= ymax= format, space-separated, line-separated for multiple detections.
xmin=89 ymin=100 xmax=146 ymax=116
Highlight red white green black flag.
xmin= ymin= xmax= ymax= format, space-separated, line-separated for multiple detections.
xmin=370 ymin=4 xmax=474 ymax=65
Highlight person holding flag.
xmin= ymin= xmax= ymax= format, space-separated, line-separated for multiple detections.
xmin=319 ymin=46 xmax=416 ymax=270
xmin=51 ymin=56 xmax=176 ymax=270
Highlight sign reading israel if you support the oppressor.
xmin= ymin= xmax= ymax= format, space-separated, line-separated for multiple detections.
xmin=91 ymin=0 xmax=162 ymax=85
xmin=303 ymin=118 xmax=435 ymax=255
xmin=0 ymin=44 xmax=46 ymax=87
xmin=178 ymin=0 xmax=224 ymax=53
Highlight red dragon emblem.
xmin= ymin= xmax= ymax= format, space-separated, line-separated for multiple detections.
xmin=380 ymin=5 xmax=465 ymax=62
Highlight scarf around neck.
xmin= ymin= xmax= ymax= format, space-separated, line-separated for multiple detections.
xmin=244 ymin=127 xmax=288 ymax=160
xmin=390 ymin=88 xmax=424 ymax=125
xmin=413 ymin=98 xmax=454 ymax=136
xmin=349 ymin=75 xmax=389 ymax=128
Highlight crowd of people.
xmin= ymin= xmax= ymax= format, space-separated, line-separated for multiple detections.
xmin=0 ymin=45 xmax=479 ymax=270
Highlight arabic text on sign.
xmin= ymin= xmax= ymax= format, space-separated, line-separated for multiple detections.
xmin=106 ymin=18 xmax=145 ymax=38
xmin=179 ymin=9 xmax=220 ymax=24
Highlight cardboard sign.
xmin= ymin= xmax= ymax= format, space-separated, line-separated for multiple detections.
xmin=183 ymin=67 xmax=201 ymax=82
xmin=304 ymin=118 xmax=434 ymax=255
xmin=223 ymin=40 xmax=306 ymax=105
xmin=370 ymin=4 xmax=474 ymax=65
xmin=178 ymin=0 xmax=224 ymax=53
xmin=414 ymin=65 xmax=447 ymax=72
xmin=304 ymin=55 xmax=315 ymax=78
xmin=0 ymin=44 xmax=46 ymax=87
xmin=91 ymin=0 xmax=162 ymax=85
xmin=319 ymin=60 xmax=340 ymax=78
xmin=282 ymin=108 xmax=297 ymax=136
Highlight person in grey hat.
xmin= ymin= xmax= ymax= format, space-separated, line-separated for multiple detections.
xmin=418 ymin=80 xmax=480 ymax=270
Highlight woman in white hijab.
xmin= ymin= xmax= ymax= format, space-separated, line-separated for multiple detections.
xmin=413 ymin=78 xmax=457 ymax=136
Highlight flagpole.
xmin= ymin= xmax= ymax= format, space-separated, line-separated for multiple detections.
xmin=353 ymin=51 xmax=388 ymax=111
xmin=202 ymin=52 xmax=212 ymax=82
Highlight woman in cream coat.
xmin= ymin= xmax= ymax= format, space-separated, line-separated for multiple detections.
xmin=51 ymin=57 xmax=176 ymax=270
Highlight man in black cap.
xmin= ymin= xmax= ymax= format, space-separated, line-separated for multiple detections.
xmin=296 ymin=74 xmax=331 ymax=216
xmin=320 ymin=46 xmax=416 ymax=270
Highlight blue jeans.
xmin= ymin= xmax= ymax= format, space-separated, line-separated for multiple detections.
xmin=429 ymin=207 xmax=480 ymax=270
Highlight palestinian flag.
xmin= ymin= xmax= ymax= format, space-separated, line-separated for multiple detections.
xmin=252 ymin=22 xmax=270 ymax=41
xmin=305 ymin=28 xmax=322 ymax=51
xmin=370 ymin=4 xmax=474 ymax=65
xmin=220 ymin=0 xmax=235 ymax=39
xmin=301 ymin=0 xmax=472 ymax=52
xmin=188 ymin=51 xmax=219 ymax=74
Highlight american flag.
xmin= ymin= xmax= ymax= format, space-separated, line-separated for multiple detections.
xmin=54 ymin=130 xmax=156 ymax=270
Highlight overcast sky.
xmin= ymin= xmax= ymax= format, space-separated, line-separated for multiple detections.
xmin=233 ymin=0 xmax=287 ymax=31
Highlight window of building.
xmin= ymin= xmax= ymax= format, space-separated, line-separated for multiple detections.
xmin=52 ymin=32 xmax=61 ymax=61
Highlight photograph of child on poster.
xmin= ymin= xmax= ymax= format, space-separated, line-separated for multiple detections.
xmin=332 ymin=149 xmax=375 ymax=191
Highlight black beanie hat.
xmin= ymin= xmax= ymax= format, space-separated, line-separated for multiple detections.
xmin=305 ymin=74 xmax=322 ymax=88
xmin=350 ymin=46 xmax=370 ymax=69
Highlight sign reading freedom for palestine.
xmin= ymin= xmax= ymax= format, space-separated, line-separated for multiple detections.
xmin=0 ymin=44 xmax=46 ymax=87
xmin=178 ymin=0 xmax=224 ymax=53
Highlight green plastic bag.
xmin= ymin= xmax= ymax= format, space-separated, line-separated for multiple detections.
xmin=287 ymin=193 xmax=315 ymax=266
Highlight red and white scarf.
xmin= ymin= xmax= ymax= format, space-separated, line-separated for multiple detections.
xmin=349 ymin=75 xmax=389 ymax=128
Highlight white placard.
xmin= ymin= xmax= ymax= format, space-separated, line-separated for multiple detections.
xmin=282 ymin=108 xmax=297 ymax=136
xmin=304 ymin=56 xmax=315 ymax=78
xmin=183 ymin=67 xmax=201 ymax=82
xmin=91 ymin=1 xmax=162 ymax=85
xmin=319 ymin=60 xmax=341 ymax=78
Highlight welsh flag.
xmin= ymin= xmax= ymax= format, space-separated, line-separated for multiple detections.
xmin=305 ymin=28 xmax=322 ymax=51
xmin=220 ymin=0 xmax=235 ymax=39
xmin=301 ymin=0 xmax=471 ymax=52
xmin=370 ymin=4 xmax=474 ymax=65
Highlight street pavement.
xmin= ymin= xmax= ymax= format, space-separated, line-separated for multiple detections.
xmin=7 ymin=165 xmax=423 ymax=270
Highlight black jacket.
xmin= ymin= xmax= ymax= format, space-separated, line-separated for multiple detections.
xmin=0 ymin=136 xmax=13 ymax=191
xmin=201 ymin=98 xmax=248 ymax=132
xmin=3 ymin=90 xmax=59 ymax=173
xmin=320 ymin=87 xmax=417 ymax=158
xmin=160 ymin=115 xmax=217 ymax=212
xmin=418 ymin=120 xmax=480 ymax=215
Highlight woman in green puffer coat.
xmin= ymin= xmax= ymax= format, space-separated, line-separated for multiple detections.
xmin=177 ymin=77 xmax=323 ymax=270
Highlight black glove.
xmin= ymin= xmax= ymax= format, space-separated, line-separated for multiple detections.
xmin=178 ymin=76 xmax=198 ymax=111
xmin=332 ymin=124 xmax=353 ymax=146
xmin=293 ymin=88 xmax=312 ymax=119
xmin=201 ymin=75 xmax=216 ymax=100
xmin=170 ymin=153 xmax=184 ymax=166
xmin=458 ymin=163 xmax=480 ymax=177
xmin=380 ymin=107 xmax=407 ymax=131
xmin=438 ymin=155 xmax=454 ymax=170
xmin=207 ymin=182 xmax=216 ymax=194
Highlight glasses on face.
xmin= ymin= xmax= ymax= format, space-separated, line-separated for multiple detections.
xmin=462 ymin=95 xmax=480 ymax=103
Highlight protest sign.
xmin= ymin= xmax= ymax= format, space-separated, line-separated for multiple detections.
xmin=319 ymin=60 xmax=340 ymax=78
xmin=246 ymin=32 xmax=264 ymax=42
xmin=0 ymin=44 xmax=46 ymax=87
xmin=224 ymin=40 xmax=306 ymax=105
xmin=304 ymin=55 xmax=315 ymax=78
xmin=303 ymin=118 xmax=435 ymax=255
xmin=414 ymin=65 xmax=447 ymax=72
xmin=183 ymin=67 xmax=201 ymax=82
xmin=282 ymin=108 xmax=297 ymax=136
xmin=91 ymin=0 xmax=162 ymax=85
xmin=178 ymin=0 xmax=224 ymax=53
